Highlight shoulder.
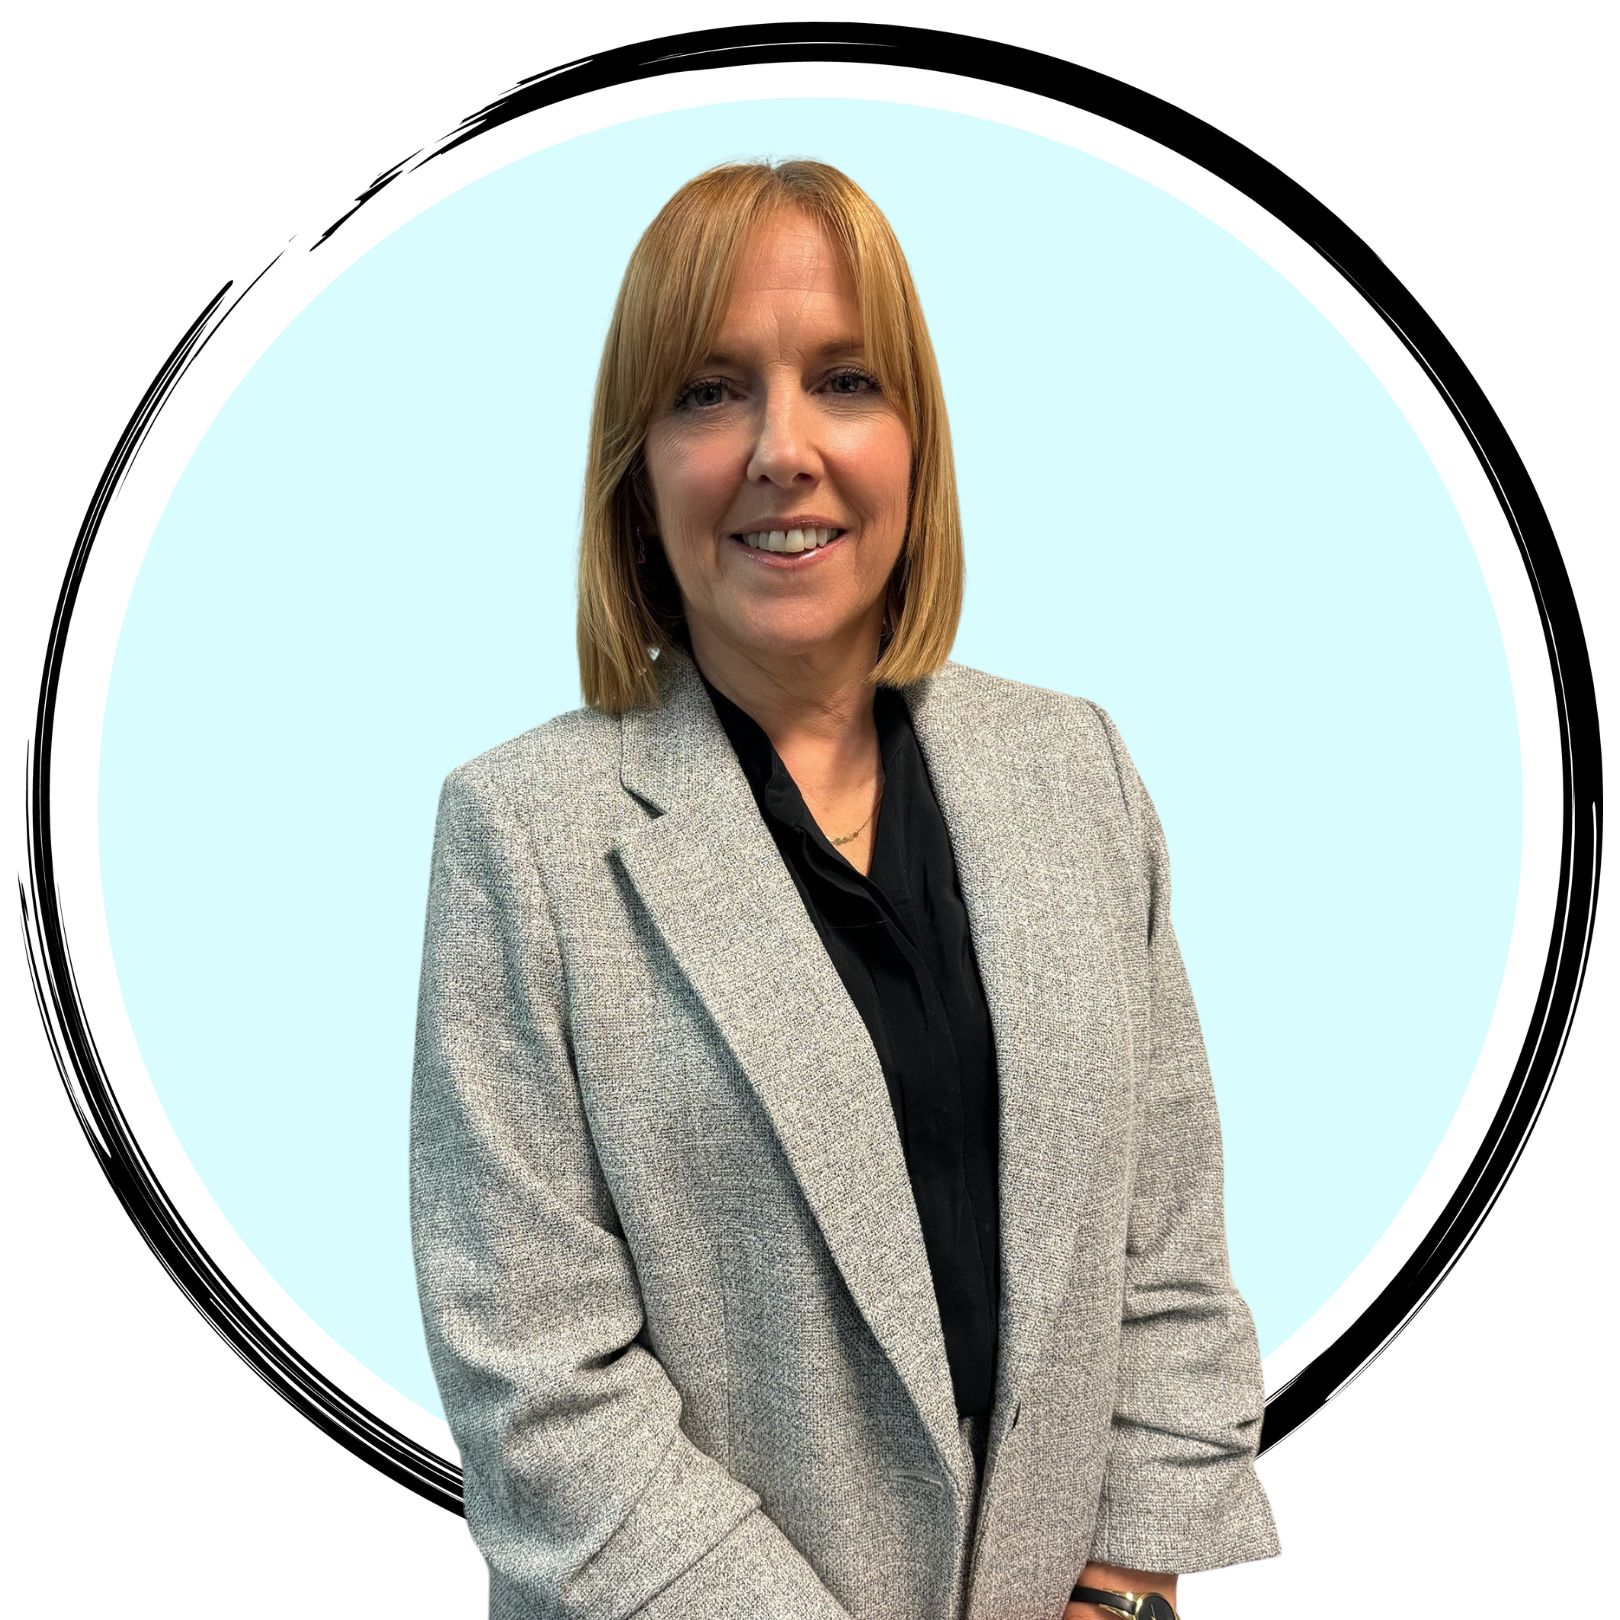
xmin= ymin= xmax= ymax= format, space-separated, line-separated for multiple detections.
xmin=935 ymin=657 xmax=1129 ymax=804
xmin=440 ymin=701 xmax=623 ymax=825
xmin=939 ymin=657 xmax=1100 ymax=719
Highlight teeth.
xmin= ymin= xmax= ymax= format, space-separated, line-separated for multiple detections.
xmin=738 ymin=526 xmax=841 ymax=552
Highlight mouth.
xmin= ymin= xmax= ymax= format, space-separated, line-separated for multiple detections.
xmin=728 ymin=525 xmax=847 ymax=565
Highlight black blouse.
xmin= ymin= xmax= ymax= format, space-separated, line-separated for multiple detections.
xmin=696 ymin=666 xmax=1002 ymax=1418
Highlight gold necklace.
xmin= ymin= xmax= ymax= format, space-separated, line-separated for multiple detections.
xmin=829 ymin=779 xmax=884 ymax=847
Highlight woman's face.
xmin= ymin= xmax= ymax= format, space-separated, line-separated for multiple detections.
xmin=641 ymin=208 xmax=913 ymax=670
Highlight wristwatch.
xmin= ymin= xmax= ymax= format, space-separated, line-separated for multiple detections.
xmin=1071 ymin=1584 xmax=1180 ymax=1619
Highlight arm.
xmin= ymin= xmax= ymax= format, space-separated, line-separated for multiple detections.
xmin=1081 ymin=703 xmax=1281 ymax=1576
xmin=410 ymin=765 xmax=855 ymax=1620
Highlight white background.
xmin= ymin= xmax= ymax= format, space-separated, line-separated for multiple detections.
xmin=3 ymin=3 xmax=1612 ymax=1614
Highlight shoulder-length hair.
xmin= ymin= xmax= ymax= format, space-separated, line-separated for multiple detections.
xmin=577 ymin=158 xmax=964 ymax=714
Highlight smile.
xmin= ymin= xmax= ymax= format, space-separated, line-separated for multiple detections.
xmin=728 ymin=527 xmax=847 ymax=567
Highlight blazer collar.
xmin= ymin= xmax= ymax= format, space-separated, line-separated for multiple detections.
xmin=610 ymin=641 xmax=1126 ymax=1500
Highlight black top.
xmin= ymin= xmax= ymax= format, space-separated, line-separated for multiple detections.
xmin=696 ymin=665 xmax=1002 ymax=1418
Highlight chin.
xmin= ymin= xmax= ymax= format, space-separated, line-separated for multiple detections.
xmin=739 ymin=619 xmax=874 ymax=659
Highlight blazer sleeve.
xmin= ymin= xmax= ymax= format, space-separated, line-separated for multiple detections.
xmin=1082 ymin=703 xmax=1282 ymax=1574
xmin=410 ymin=764 xmax=856 ymax=1620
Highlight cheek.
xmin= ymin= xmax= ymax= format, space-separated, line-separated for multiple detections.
xmin=854 ymin=421 xmax=913 ymax=511
xmin=661 ymin=445 xmax=742 ymax=525
xmin=677 ymin=469 xmax=745 ymax=537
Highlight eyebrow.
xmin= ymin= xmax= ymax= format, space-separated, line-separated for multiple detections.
xmin=699 ymin=336 xmax=867 ymax=366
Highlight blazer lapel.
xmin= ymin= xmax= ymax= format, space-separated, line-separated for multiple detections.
xmin=905 ymin=665 xmax=1132 ymax=1470
xmin=611 ymin=643 xmax=1129 ymax=1498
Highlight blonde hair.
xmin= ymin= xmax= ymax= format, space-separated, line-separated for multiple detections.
xmin=576 ymin=158 xmax=964 ymax=713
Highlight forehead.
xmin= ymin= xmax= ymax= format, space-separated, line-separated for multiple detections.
xmin=702 ymin=213 xmax=863 ymax=369
xmin=726 ymin=208 xmax=858 ymax=305
xmin=741 ymin=207 xmax=848 ymax=273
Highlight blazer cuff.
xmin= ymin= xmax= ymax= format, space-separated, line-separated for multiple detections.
xmin=1088 ymin=1459 xmax=1282 ymax=1574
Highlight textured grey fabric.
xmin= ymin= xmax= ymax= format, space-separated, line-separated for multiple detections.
xmin=410 ymin=641 xmax=1279 ymax=1620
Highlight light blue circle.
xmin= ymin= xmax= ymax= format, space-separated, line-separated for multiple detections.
xmin=101 ymin=97 xmax=1519 ymax=1418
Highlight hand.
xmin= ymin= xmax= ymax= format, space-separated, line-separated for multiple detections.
xmin=1066 ymin=1558 xmax=1180 ymax=1618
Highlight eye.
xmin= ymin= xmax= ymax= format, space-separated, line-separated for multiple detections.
xmin=672 ymin=376 xmax=734 ymax=412
xmin=825 ymin=366 xmax=882 ymax=396
xmin=671 ymin=365 xmax=883 ymax=413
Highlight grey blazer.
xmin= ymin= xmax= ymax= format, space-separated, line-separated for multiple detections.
xmin=410 ymin=641 xmax=1279 ymax=1620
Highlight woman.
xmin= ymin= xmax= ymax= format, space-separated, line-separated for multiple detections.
xmin=410 ymin=158 xmax=1278 ymax=1620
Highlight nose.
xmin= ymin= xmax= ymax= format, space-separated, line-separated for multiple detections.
xmin=744 ymin=369 xmax=824 ymax=488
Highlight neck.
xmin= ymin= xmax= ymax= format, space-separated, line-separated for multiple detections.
xmin=683 ymin=623 xmax=883 ymax=776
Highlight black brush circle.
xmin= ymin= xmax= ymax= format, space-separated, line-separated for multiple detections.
xmin=22 ymin=21 xmax=1602 ymax=1512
